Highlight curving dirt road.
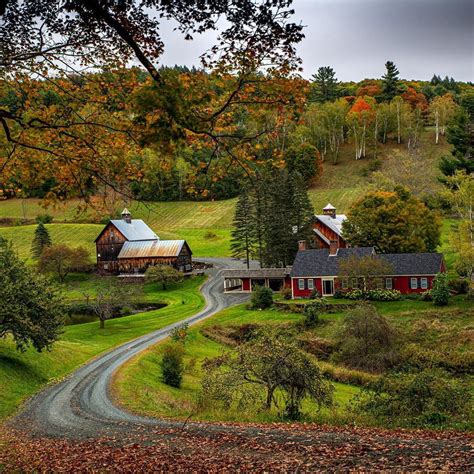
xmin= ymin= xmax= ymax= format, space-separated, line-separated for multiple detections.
xmin=6 ymin=258 xmax=473 ymax=471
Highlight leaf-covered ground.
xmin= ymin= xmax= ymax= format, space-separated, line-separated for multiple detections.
xmin=1 ymin=423 xmax=472 ymax=472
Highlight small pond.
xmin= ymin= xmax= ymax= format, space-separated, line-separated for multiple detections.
xmin=65 ymin=302 xmax=167 ymax=325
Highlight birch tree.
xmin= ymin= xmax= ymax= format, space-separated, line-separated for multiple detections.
xmin=429 ymin=94 xmax=458 ymax=145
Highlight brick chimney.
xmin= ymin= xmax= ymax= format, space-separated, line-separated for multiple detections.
xmin=329 ymin=239 xmax=339 ymax=256
xmin=298 ymin=240 xmax=307 ymax=251
xmin=121 ymin=208 xmax=132 ymax=224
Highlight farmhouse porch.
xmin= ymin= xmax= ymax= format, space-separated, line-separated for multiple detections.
xmin=221 ymin=268 xmax=291 ymax=293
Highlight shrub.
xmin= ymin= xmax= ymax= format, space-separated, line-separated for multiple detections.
xmin=334 ymin=305 xmax=399 ymax=372
xmin=309 ymin=289 xmax=321 ymax=299
xmin=333 ymin=289 xmax=344 ymax=299
xmin=353 ymin=369 xmax=472 ymax=428
xmin=251 ymin=285 xmax=273 ymax=309
xmin=161 ymin=343 xmax=185 ymax=388
xmin=419 ymin=290 xmax=431 ymax=301
xmin=346 ymin=289 xmax=365 ymax=300
xmin=36 ymin=213 xmax=53 ymax=224
xmin=204 ymin=231 xmax=217 ymax=240
xmin=366 ymin=289 xmax=402 ymax=301
xmin=281 ymin=286 xmax=292 ymax=300
xmin=448 ymin=278 xmax=470 ymax=295
xmin=466 ymin=289 xmax=474 ymax=301
xmin=171 ymin=322 xmax=189 ymax=344
xmin=303 ymin=300 xmax=325 ymax=328
xmin=431 ymin=273 xmax=450 ymax=306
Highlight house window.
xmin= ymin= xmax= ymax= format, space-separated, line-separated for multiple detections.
xmin=385 ymin=278 xmax=393 ymax=290
xmin=308 ymin=279 xmax=314 ymax=290
xmin=350 ymin=277 xmax=358 ymax=289
xmin=341 ymin=278 xmax=348 ymax=290
xmin=298 ymin=279 xmax=305 ymax=290
xmin=421 ymin=277 xmax=428 ymax=290
xmin=376 ymin=278 xmax=383 ymax=289
xmin=410 ymin=278 xmax=418 ymax=289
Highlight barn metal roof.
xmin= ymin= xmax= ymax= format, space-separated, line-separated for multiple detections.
xmin=117 ymin=240 xmax=186 ymax=259
xmin=110 ymin=219 xmax=159 ymax=241
xmin=314 ymin=214 xmax=347 ymax=237
xmin=221 ymin=268 xmax=290 ymax=279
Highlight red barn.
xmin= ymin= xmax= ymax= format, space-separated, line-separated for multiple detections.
xmin=313 ymin=203 xmax=347 ymax=251
xmin=290 ymin=245 xmax=446 ymax=298
xmin=95 ymin=208 xmax=192 ymax=274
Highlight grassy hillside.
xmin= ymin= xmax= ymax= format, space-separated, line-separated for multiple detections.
xmin=0 ymin=276 xmax=205 ymax=421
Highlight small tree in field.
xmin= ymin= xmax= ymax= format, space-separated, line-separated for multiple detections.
xmin=251 ymin=285 xmax=273 ymax=309
xmin=92 ymin=285 xmax=122 ymax=329
xmin=161 ymin=342 xmax=185 ymax=388
xmin=335 ymin=305 xmax=398 ymax=372
xmin=431 ymin=273 xmax=450 ymax=306
xmin=145 ymin=264 xmax=183 ymax=290
xmin=38 ymin=244 xmax=91 ymax=282
xmin=31 ymin=222 xmax=52 ymax=259
xmin=1 ymin=238 xmax=65 ymax=352
xmin=202 ymin=327 xmax=333 ymax=420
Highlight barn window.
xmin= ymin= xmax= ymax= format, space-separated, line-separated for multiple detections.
xmin=410 ymin=278 xmax=418 ymax=289
xmin=298 ymin=279 xmax=305 ymax=290
xmin=385 ymin=278 xmax=393 ymax=290
xmin=420 ymin=277 xmax=428 ymax=289
xmin=308 ymin=279 xmax=314 ymax=290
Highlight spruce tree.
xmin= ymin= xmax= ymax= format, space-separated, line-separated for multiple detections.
xmin=31 ymin=222 xmax=52 ymax=259
xmin=381 ymin=61 xmax=400 ymax=101
xmin=310 ymin=66 xmax=339 ymax=103
xmin=230 ymin=188 xmax=255 ymax=269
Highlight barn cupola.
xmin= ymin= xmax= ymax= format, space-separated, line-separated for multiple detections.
xmin=323 ymin=203 xmax=336 ymax=219
xmin=121 ymin=208 xmax=132 ymax=224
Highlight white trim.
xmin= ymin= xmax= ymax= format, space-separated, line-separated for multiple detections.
xmin=321 ymin=278 xmax=335 ymax=296
xmin=410 ymin=277 xmax=418 ymax=289
xmin=420 ymin=277 xmax=428 ymax=289
xmin=308 ymin=279 xmax=314 ymax=290
xmin=298 ymin=278 xmax=305 ymax=290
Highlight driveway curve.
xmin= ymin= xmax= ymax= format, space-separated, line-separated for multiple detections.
xmin=12 ymin=258 xmax=252 ymax=439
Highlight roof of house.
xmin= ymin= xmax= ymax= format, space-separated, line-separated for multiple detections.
xmin=379 ymin=253 xmax=445 ymax=276
xmin=291 ymin=248 xmax=445 ymax=277
xmin=323 ymin=203 xmax=336 ymax=210
xmin=314 ymin=214 xmax=347 ymax=238
xmin=291 ymin=247 xmax=375 ymax=277
xmin=221 ymin=268 xmax=290 ymax=279
xmin=109 ymin=219 xmax=159 ymax=242
xmin=117 ymin=240 xmax=189 ymax=259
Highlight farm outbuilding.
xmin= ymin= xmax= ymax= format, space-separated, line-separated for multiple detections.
xmin=222 ymin=268 xmax=291 ymax=293
xmin=95 ymin=209 xmax=192 ymax=274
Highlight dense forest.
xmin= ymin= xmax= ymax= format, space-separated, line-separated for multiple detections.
xmin=1 ymin=62 xmax=473 ymax=205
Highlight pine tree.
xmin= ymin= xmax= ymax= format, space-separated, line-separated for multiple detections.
xmin=381 ymin=61 xmax=400 ymax=101
xmin=230 ymin=187 xmax=255 ymax=269
xmin=310 ymin=66 xmax=339 ymax=103
xmin=31 ymin=222 xmax=52 ymax=259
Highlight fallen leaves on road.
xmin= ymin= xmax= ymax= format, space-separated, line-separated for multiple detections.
xmin=1 ymin=422 xmax=473 ymax=472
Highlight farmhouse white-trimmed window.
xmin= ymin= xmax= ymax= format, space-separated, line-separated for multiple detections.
xmin=298 ymin=279 xmax=305 ymax=290
xmin=350 ymin=277 xmax=358 ymax=288
xmin=341 ymin=278 xmax=348 ymax=289
xmin=376 ymin=278 xmax=383 ymax=289
xmin=421 ymin=277 xmax=428 ymax=289
xmin=410 ymin=278 xmax=418 ymax=289
xmin=385 ymin=278 xmax=393 ymax=290
xmin=308 ymin=279 xmax=314 ymax=290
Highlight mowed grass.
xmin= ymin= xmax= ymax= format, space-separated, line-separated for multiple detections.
xmin=0 ymin=275 xmax=205 ymax=420
xmin=114 ymin=304 xmax=360 ymax=423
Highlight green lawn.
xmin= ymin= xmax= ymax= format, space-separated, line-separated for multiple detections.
xmin=0 ymin=275 xmax=206 ymax=420
xmin=114 ymin=304 xmax=360 ymax=423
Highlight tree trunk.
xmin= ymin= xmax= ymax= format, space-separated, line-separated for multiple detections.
xmin=435 ymin=112 xmax=440 ymax=144
xmin=162 ymin=282 xmax=166 ymax=290
xmin=265 ymin=387 xmax=275 ymax=409
xmin=99 ymin=318 xmax=105 ymax=329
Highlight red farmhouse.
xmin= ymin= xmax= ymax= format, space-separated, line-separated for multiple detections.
xmin=290 ymin=245 xmax=446 ymax=298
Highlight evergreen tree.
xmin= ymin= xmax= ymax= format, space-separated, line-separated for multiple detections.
xmin=381 ymin=61 xmax=400 ymax=101
xmin=31 ymin=222 xmax=52 ymax=259
xmin=230 ymin=187 xmax=255 ymax=269
xmin=310 ymin=66 xmax=339 ymax=103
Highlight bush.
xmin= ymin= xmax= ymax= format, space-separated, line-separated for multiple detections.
xmin=36 ymin=213 xmax=53 ymax=224
xmin=366 ymin=289 xmax=402 ymax=301
xmin=448 ymin=278 xmax=470 ymax=295
xmin=333 ymin=289 xmax=344 ymax=299
xmin=431 ymin=273 xmax=450 ymax=306
xmin=353 ymin=369 xmax=472 ymax=428
xmin=466 ymin=289 xmax=474 ymax=301
xmin=251 ymin=285 xmax=273 ymax=309
xmin=346 ymin=289 xmax=365 ymax=300
xmin=204 ymin=231 xmax=217 ymax=240
xmin=309 ymin=289 xmax=321 ymax=299
xmin=281 ymin=286 xmax=292 ymax=300
xmin=161 ymin=343 xmax=185 ymax=388
xmin=303 ymin=300 xmax=325 ymax=327
xmin=420 ymin=290 xmax=432 ymax=301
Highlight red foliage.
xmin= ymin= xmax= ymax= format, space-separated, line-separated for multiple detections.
xmin=356 ymin=84 xmax=382 ymax=97
xmin=350 ymin=97 xmax=372 ymax=114
xmin=402 ymin=87 xmax=428 ymax=111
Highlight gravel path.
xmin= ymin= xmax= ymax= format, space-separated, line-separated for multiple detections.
xmin=6 ymin=258 xmax=473 ymax=471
